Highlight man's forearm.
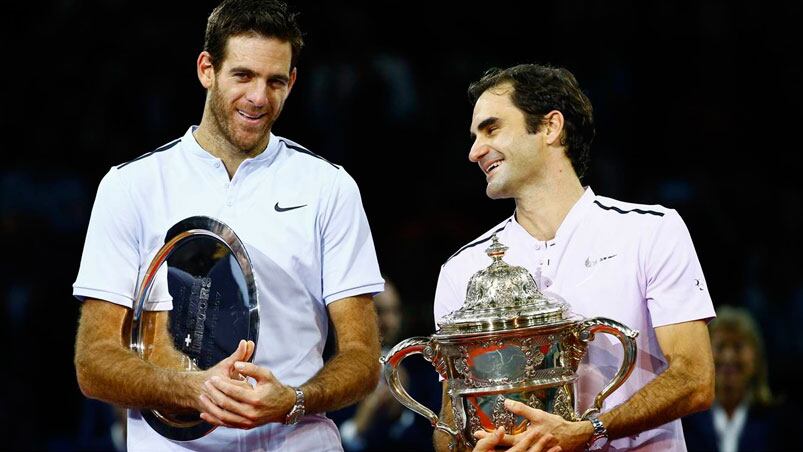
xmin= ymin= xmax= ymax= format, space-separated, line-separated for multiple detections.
xmin=300 ymin=346 xmax=380 ymax=414
xmin=74 ymin=300 xmax=201 ymax=412
xmin=75 ymin=337 xmax=199 ymax=411
xmin=600 ymin=354 xmax=713 ymax=440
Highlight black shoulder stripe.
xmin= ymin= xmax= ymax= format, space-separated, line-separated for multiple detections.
xmin=445 ymin=219 xmax=513 ymax=263
xmin=117 ymin=139 xmax=181 ymax=169
xmin=280 ymin=139 xmax=339 ymax=169
xmin=594 ymin=200 xmax=664 ymax=217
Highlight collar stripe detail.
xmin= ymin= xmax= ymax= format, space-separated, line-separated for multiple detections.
xmin=117 ymin=139 xmax=181 ymax=169
xmin=445 ymin=219 xmax=513 ymax=263
xmin=593 ymin=200 xmax=664 ymax=217
xmin=279 ymin=139 xmax=339 ymax=169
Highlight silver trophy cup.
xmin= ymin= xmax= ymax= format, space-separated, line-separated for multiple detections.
xmin=129 ymin=216 xmax=259 ymax=441
xmin=382 ymin=235 xmax=638 ymax=449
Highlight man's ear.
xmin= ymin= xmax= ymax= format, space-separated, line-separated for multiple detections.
xmin=287 ymin=67 xmax=298 ymax=95
xmin=542 ymin=110 xmax=565 ymax=146
xmin=197 ymin=51 xmax=215 ymax=89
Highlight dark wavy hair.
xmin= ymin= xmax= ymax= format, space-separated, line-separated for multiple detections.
xmin=204 ymin=0 xmax=304 ymax=71
xmin=468 ymin=64 xmax=595 ymax=179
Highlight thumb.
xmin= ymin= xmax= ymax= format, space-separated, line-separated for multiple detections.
xmin=245 ymin=340 xmax=255 ymax=362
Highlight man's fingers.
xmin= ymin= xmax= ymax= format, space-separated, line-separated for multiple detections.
xmin=244 ymin=340 xmax=255 ymax=362
xmin=234 ymin=361 xmax=274 ymax=384
xmin=473 ymin=427 xmax=505 ymax=452
xmin=198 ymin=394 xmax=254 ymax=429
xmin=203 ymin=377 xmax=255 ymax=414
xmin=504 ymin=399 xmax=544 ymax=422
xmin=206 ymin=376 xmax=257 ymax=405
xmin=527 ymin=432 xmax=559 ymax=452
xmin=199 ymin=410 xmax=230 ymax=427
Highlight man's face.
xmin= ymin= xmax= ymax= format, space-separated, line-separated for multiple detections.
xmin=468 ymin=84 xmax=543 ymax=199
xmin=206 ymin=34 xmax=296 ymax=153
xmin=712 ymin=329 xmax=757 ymax=395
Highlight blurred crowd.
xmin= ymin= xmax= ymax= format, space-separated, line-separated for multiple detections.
xmin=1 ymin=1 xmax=801 ymax=450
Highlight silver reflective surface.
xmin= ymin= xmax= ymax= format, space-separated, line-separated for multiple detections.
xmin=382 ymin=235 xmax=638 ymax=448
xmin=130 ymin=216 xmax=258 ymax=441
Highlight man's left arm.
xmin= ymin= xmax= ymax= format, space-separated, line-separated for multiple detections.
xmin=597 ymin=319 xmax=714 ymax=437
xmin=299 ymin=294 xmax=381 ymax=413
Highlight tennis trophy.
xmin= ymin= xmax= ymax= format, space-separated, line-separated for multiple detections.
xmin=382 ymin=235 xmax=638 ymax=449
xmin=129 ymin=216 xmax=259 ymax=441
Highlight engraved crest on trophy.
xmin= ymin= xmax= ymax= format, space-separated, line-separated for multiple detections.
xmin=129 ymin=216 xmax=259 ymax=441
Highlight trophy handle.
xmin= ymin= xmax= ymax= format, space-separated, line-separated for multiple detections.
xmin=575 ymin=317 xmax=639 ymax=418
xmin=381 ymin=337 xmax=460 ymax=443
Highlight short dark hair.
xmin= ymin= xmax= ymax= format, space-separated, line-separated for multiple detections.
xmin=468 ymin=64 xmax=595 ymax=179
xmin=204 ymin=0 xmax=304 ymax=71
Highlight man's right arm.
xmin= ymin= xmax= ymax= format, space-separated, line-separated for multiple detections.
xmin=73 ymin=298 xmax=244 ymax=412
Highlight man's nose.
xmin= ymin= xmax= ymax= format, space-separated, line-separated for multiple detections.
xmin=469 ymin=141 xmax=489 ymax=163
xmin=245 ymin=81 xmax=268 ymax=107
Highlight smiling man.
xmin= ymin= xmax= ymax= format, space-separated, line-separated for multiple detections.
xmin=73 ymin=1 xmax=384 ymax=451
xmin=432 ymin=64 xmax=716 ymax=451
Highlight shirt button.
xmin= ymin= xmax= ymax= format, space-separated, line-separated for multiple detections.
xmin=543 ymin=278 xmax=552 ymax=288
xmin=534 ymin=244 xmax=541 ymax=250
xmin=214 ymin=162 xmax=220 ymax=168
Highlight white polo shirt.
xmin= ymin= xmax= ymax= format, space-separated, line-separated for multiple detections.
xmin=74 ymin=126 xmax=384 ymax=451
xmin=434 ymin=187 xmax=715 ymax=451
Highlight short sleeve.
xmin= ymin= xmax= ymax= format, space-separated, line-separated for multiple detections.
xmin=319 ymin=169 xmax=384 ymax=304
xmin=644 ymin=210 xmax=716 ymax=327
xmin=73 ymin=168 xmax=141 ymax=307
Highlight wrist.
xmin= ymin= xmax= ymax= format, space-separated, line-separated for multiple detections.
xmin=284 ymin=386 xmax=306 ymax=425
xmin=582 ymin=411 xmax=609 ymax=450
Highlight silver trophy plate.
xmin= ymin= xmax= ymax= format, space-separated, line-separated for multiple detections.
xmin=129 ymin=216 xmax=259 ymax=441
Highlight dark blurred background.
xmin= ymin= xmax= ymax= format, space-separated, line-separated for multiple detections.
xmin=1 ymin=0 xmax=801 ymax=450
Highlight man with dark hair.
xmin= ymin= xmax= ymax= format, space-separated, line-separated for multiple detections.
xmin=73 ymin=1 xmax=384 ymax=450
xmin=433 ymin=64 xmax=716 ymax=451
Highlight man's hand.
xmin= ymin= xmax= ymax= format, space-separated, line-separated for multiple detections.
xmin=474 ymin=425 xmax=562 ymax=452
xmin=473 ymin=400 xmax=588 ymax=452
xmin=198 ymin=360 xmax=295 ymax=429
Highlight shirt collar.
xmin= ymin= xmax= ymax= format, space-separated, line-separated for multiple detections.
xmin=182 ymin=126 xmax=281 ymax=167
xmin=509 ymin=186 xmax=596 ymax=246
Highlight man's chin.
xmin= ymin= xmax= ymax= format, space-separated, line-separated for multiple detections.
xmin=485 ymin=185 xmax=511 ymax=200
xmin=232 ymin=132 xmax=268 ymax=154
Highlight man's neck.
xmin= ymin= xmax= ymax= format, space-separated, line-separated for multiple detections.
xmin=513 ymin=172 xmax=585 ymax=242
xmin=193 ymin=116 xmax=268 ymax=179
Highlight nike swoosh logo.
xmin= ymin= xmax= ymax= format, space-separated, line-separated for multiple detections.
xmin=274 ymin=202 xmax=307 ymax=212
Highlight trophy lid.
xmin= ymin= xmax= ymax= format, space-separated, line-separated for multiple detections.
xmin=437 ymin=235 xmax=569 ymax=335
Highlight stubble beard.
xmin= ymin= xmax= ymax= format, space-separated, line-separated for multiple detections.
xmin=209 ymin=83 xmax=272 ymax=154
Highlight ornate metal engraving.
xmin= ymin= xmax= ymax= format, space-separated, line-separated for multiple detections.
xmin=463 ymin=398 xmax=481 ymax=438
xmin=527 ymin=392 xmax=545 ymax=411
xmin=492 ymin=396 xmax=516 ymax=433
xmin=381 ymin=235 xmax=640 ymax=449
xmin=552 ymin=385 xmax=576 ymax=421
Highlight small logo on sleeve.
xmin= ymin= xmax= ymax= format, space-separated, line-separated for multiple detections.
xmin=275 ymin=202 xmax=307 ymax=212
